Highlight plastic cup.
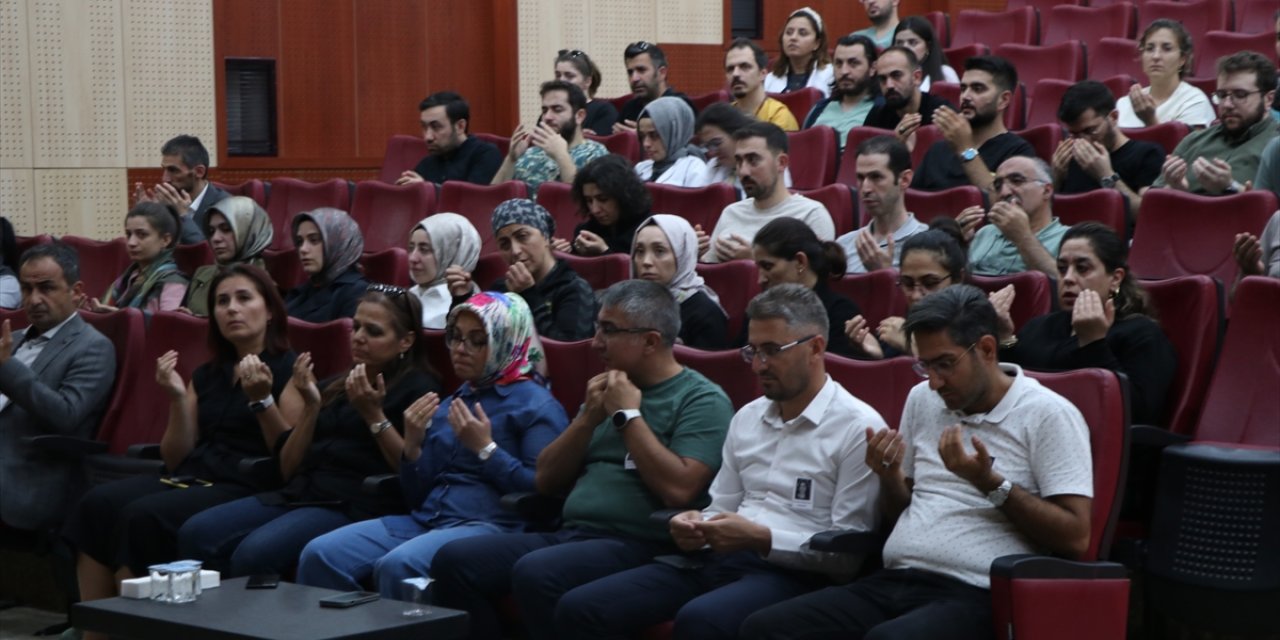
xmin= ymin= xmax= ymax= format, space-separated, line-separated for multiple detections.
xmin=401 ymin=577 xmax=433 ymax=617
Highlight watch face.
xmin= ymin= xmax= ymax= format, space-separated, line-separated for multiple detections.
xmin=611 ymin=411 xmax=626 ymax=428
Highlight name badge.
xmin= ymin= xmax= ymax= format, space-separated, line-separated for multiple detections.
xmin=791 ymin=477 xmax=814 ymax=510
xmin=624 ymin=452 xmax=637 ymax=470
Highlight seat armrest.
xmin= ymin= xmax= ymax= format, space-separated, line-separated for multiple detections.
xmin=990 ymin=554 xmax=1128 ymax=580
xmin=990 ymin=554 xmax=1130 ymax=640
xmin=24 ymin=435 xmax=107 ymax=457
xmin=650 ymin=508 xmax=688 ymax=525
xmin=127 ymin=443 xmax=162 ymax=459
xmin=808 ymin=529 xmax=881 ymax=554
xmin=1130 ymin=425 xmax=1191 ymax=448
xmin=362 ymin=474 xmax=401 ymax=496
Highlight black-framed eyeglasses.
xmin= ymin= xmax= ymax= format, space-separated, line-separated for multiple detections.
xmin=558 ymin=49 xmax=587 ymax=59
xmin=991 ymin=173 xmax=1045 ymax=192
xmin=595 ymin=321 xmax=657 ymax=337
xmin=1211 ymin=89 xmax=1263 ymax=105
xmin=897 ymin=274 xmax=952 ymax=292
xmin=740 ymin=335 xmax=818 ymax=364
xmin=912 ymin=343 xmax=977 ymax=379
xmin=625 ymin=41 xmax=655 ymax=57
xmin=444 ymin=327 xmax=489 ymax=352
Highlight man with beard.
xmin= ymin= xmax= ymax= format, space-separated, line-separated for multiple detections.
xmin=726 ymin=39 xmax=800 ymax=132
xmin=1052 ymin=81 xmax=1163 ymax=228
xmin=396 ymin=91 xmax=501 ymax=186
xmin=1152 ymin=51 xmax=1278 ymax=195
xmin=552 ymin=284 xmax=886 ymax=640
xmin=133 ymin=134 xmax=227 ymax=244
xmin=615 ymin=42 xmax=696 ymax=133
xmin=494 ymin=80 xmax=608 ymax=196
xmin=852 ymin=0 xmax=900 ymax=50
xmin=837 ymin=136 xmax=928 ymax=273
xmin=864 ymin=47 xmax=952 ymax=143
xmin=804 ymin=34 xmax=882 ymax=149
xmin=911 ymin=56 xmax=1036 ymax=193
xmin=742 ymin=285 xmax=1092 ymax=640
xmin=702 ymin=122 xmax=834 ymax=263
xmin=961 ymin=156 xmax=1067 ymax=282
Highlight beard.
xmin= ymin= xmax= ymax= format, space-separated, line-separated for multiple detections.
xmin=883 ymin=89 xmax=910 ymax=110
xmin=967 ymin=103 xmax=999 ymax=129
xmin=831 ymin=76 xmax=872 ymax=101
xmin=559 ymin=117 xmax=578 ymax=143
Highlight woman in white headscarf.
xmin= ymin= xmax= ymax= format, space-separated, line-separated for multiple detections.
xmin=406 ymin=213 xmax=482 ymax=328
xmin=631 ymin=214 xmax=728 ymax=350
xmin=634 ymin=97 xmax=710 ymax=188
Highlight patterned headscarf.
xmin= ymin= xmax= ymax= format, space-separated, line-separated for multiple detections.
xmin=412 ymin=213 xmax=482 ymax=287
xmin=291 ymin=208 xmax=364 ymax=285
xmin=632 ymin=214 xmax=725 ymax=314
xmin=447 ymin=291 xmax=541 ymax=388
xmin=205 ymin=196 xmax=273 ymax=264
xmin=491 ymin=198 xmax=555 ymax=240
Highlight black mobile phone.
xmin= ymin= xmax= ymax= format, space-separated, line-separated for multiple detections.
xmin=319 ymin=591 xmax=380 ymax=608
xmin=246 ymin=573 xmax=280 ymax=589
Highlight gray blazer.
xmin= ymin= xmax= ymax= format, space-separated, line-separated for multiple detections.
xmin=0 ymin=313 xmax=116 ymax=530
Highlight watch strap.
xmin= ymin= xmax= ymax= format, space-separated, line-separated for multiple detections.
xmin=987 ymin=478 xmax=1013 ymax=507
xmin=248 ymin=395 xmax=274 ymax=413
xmin=478 ymin=441 xmax=499 ymax=461
xmin=369 ymin=419 xmax=393 ymax=437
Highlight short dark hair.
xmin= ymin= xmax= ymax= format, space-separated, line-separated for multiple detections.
xmin=1058 ymin=81 xmax=1117 ymax=124
xmin=964 ymin=55 xmax=1018 ymax=93
xmin=540 ymin=79 xmax=588 ymax=112
xmin=555 ymin=49 xmax=603 ymax=96
xmin=835 ymin=33 xmax=879 ymax=65
xmin=572 ymin=154 xmax=651 ymax=224
xmin=625 ymin=42 xmax=668 ymax=69
xmin=752 ymin=217 xmax=847 ymax=281
xmin=419 ymin=91 xmax=471 ymax=131
xmin=19 ymin=240 xmax=80 ymax=287
xmin=126 ymin=201 xmax=182 ymax=248
xmin=160 ymin=135 xmax=210 ymax=170
xmin=598 ymin=279 xmax=680 ymax=347
xmin=855 ymin=135 xmax=912 ymax=180
xmin=900 ymin=226 xmax=969 ymax=284
xmin=1217 ymin=50 xmax=1278 ymax=94
xmin=903 ymin=284 xmax=997 ymax=350
xmin=206 ymin=264 xmax=290 ymax=368
xmin=879 ymin=45 xmax=921 ymax=71
xmin=695 ymin=101 xmax=754 ymax=134
xmin=727 ymin=37 xmax=769 ymax=71
xmin=732 ymin=121 xmax=789 ymax=154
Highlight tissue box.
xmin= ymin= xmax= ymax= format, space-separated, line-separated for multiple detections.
xmin=120 ymin=570 xmax=221 ymax=599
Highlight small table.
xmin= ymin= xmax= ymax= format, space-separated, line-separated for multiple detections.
xmin=71 ymin=577 xmax=468 ymax=640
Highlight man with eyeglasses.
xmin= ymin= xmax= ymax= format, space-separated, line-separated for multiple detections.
xmin=432 ymin=280 xmax=733 ymax=640
xmin=837 ymin=135 xmax=928 ymax=273
xmin=1152 ymin=51 xmax=1278 ymax=195
xmin=552 ymin=284 xmax=886 ymax=639
xmin=962 ymin=156 xmax=1066 ymax=282
xmin=615 ymin=42 xmax=696 ymax=134
xmin=743 ymin=285 xmax=1092 ymax=640
xmin=803 ymin=34 xmax=881 ymax=150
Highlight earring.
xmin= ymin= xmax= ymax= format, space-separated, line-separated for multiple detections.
xmin=400 ymin=351 xmax=406 ymax=360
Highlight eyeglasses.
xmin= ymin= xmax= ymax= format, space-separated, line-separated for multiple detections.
xmin=1211 ymin=89 xmax=1263 ymax=105
xmin=897 ymin=274 xmax=951 ymax=292
xmin=991 ymin=173 xmax=1045 ymax=192
xmin=625 ymin=41 xmax=655 ymax=57
xmin=595 ymin=321 xmax=657 ymax=337
xmin=444 ymin=327 xmax=489 ymax=352
xmin=702 ymin=136 xmax=727 ymax=152
xmin=740 ymin=335 xmax=818 ymax=364
xmin=912 ymin=343 xmax=977 ymax=379
xmin=558 ymin=49 xmax=587 ymax=59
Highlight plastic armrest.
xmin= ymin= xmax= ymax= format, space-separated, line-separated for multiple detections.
xmin=808 ymin=529 xmax=882 ymax=554
xmin=23 ymin=435 xmax=107 ymax=457
xmin=1129 ymin=425 xmax=1191 ymax=448
xmin=650 ymin=508 xmax=687 ymax=524
xmin=499 ymin=492 xmax=565 ymax=520
xmin=362 ymin=474 xmax=401 ymax=496
xmin=236 ymin=456 xmax=280 ymax=489
xmin=126 ymin=443 xmax=162 ymax=459
xmin=990 ymin=554 xmax=1128 ymax=580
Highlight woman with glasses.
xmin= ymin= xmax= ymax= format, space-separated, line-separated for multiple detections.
xmin=286 ymin=208 xmax=370 ymax=323
xmin=751 ymin=217 xmax=862 ymax=357
xmin=91 ymin=202 xmax=189 ymax=313
xmin=635 ymin=97 xmax=710 ymax=187
xmin=631 ymin=214 xmax=728 ymax=350
xmin=555 ymin=49 xmax=618 ymax=136
xmin=1116 ymin=19 xmax=1215 ymax=128
xmin=183 ymin=196 xmax=273 ymax=317
xmin=893 ymin=16 xmax=957 ymax=93
xmin=763 ymin=7 xmax=834 ymax=97
xmin=407 ymin=213 xmax=482 ymax=329
xmin=295 ymin=291 xmax=567 ymax=596
xmin=695 ymin=103 xmax=793 ymax=195
xmin=552 ymin=154 xmax=651 ymax=256
xmin=846 ymin=221 xmax=969 ymax=360
xmin=177 ymin=285 xmax=442 ymax=577
xmin=994 ymin=222 xmax=1175 ymax=425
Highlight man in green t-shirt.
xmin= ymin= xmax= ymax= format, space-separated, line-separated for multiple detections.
xmin=433 ymin=280 xmax=734 ymax=640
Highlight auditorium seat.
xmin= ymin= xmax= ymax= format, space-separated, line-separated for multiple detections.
xmin=696 ymin=260 xmax=759 ymax=341
xmin=952 ymin=7 xmax=1039 ymax=47
xmin=909 ymin=125 xmax=945 ymax=169
xmin=689 ymin=90 xmax=729 ymax=113
xmin=942 ymin=44 xmax=989 ymax=78
xmin=972 ymin=271 xmax=1055 ymax=332
xmin=605 ymin=94 xmax=633 ymax=115
xmin=904 ymin=186 xmax=984 ymax=225
xmin=265 ymin=178 xmax=353 ymax=250
xmin=994 ymin=42 xmax=1087 ymax=83
xmin=1007 ymin=0 xmax=1083 ymax=12
xmin=797 ymin=184 xmax=858 ymax=237
xmin=1119 ymin=121 xmax=1190 ymax=155
xmin=1089 ymin=38 xmax=1142 ymax=81
xmin=1013 ymin=124 xmax=1063 ymax=162
xmin=1130 ymin=191 xmax=1277 ymax=284
xmin=1042 ymin=3 xmax=1137 ymax=53
xmin=60 ymin=236 xmax=129 ymax=299
xmin=437 ymin=181 xmax=530 ymax=254
xmin=211 ymin=179 xmax=269 ymax=209
xmin=420 ymin=330 xmax=463 ymax=394
xmin=924 ymin=11 xmax=951 ymax=47
xmin=830 ymin=270 xmax=908 ymax=328
xmin=585 ymin=131 xmax=641 ymax=164
xmin=1100 ymin=75 xmax=1141 ymax=105
xmin=262 ymin=248 xmax=305 ymax=291
xmin=472 ymin=132 xmax=510 ymax=158
xmin=928 ymin=82 xmax=960 ymax=110
xmin=673 ymin=346 xmax=761 ymax=410
xmin=556 ymin=252 xmax=632 ymax=292
xmin=360 ymin=247 xmax=411 ymax=288
xmin=786 ymin=126 xmax=838 ymax=189
xmin=286 ymin=317 xmax=354 ymax=380
xmin=646 ymin=183 xmax=737 ymax=234
xmin=768 ymin=88 xmax=823 ymax=127
xmin=378 ymin=134 xmax=429 ymax=184
xmin=350 ymin=180 xmax=436 ymax=252
xmin=542 ymin=338 xmax=606 ymax=417
xmin=174 ymin=242 xmax=215 ymax=277
xmin=1194 ymin=31 xmax=1272 ymax=77
xmin=1235 ymin=0 xmax=1276 ymax=34
xmin=1053 ymin=189 xmax=1129 ymax=242
xmin=1141 ymin=275 xmax=1222 ymax=434
xmin=72 ymin=308 xmax=147 ymax=455
xmin=1138 ymin=0 xmax=1232 ymax=53
xmin=1005 ymin=83 xmax=1028 ymax=132
xmin=838 ymin=126 xmax=895 ymax=188
xmin=1025 ymin=80 xmax=1073 ymax=128
xmin=534 ymin=181 xmax=581 ymax=242
xmin=14 ymin=233 xmax=52 ymax=257
xmin=823 ymin=355 xmax=919 ymax=429
xmin=472 ymin=253 xmax=508 ymax=290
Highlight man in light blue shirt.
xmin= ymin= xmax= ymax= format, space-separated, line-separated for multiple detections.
xmin=851 ymin=0 xmax=900 ymax=50
xmin=804 ymin=34 xmax=882 ymax=150
xmin=963 ymin=156 xmax=1067 ymax=281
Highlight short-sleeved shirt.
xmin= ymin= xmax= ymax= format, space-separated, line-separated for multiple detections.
xmin=1116 ymin=81 xmax=1216 ymax=129
xmin=969 ymin=217 xmax=1068 ymax=276
xmin=561 ymin=367 xmax=734 ymax=542
xmin=1059 ymin=139 xmax=1164 ymax=196
xmin=911 ymin=132 xmax=1037 ymax=192
xmin=1151 ymin=118 xmax=1279 ymax=193
xmin=413 ymin=136 xmax=503 ymax=185
xmin=811 ymin=99 xmax=875 ymax=149
xmin=735 ymin=97 xmax=799 ymax=132
xmin=883 ymin=364 xmax=1093 ymax=588
xmin=704 ymin=194 xmax=835 ymax=263
xmin=513 ymin=140 xmax=609 ymax=196
xmin=851 ymin=26 xmax=894 ymax=50
xmin=837 ymin=214 xmax=929 ymax=274
xmin=863 ymin=92 xmax=952 ymax=133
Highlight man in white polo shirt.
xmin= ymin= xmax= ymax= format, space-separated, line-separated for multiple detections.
xmin=838 ymin=135 xmax=928 ymax=273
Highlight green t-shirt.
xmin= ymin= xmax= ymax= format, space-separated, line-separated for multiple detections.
xmin=561 ymin=367 xmax=733 ymax=542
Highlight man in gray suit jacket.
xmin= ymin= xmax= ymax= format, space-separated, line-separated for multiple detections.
xmin=0 ymin=242 xmax=116 ymax=531
xmin=133 ymin=134 xmax=229 ymax=244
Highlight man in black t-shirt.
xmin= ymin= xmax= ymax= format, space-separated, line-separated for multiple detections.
xmin=397 ymin=91 xmax=502 ymax=186
xmin=864 ymin=47 xmax=951 ymax=140
xmin=911 ymin=56 xmax=1035 ymax=193
xmin=614 ymin=42 xmax=695 ymax=132
xmin=1052 ymin=81 xmax=1162 ymax=227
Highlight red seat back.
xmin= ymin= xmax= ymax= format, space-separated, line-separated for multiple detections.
xmin=132 ymin=311 xmax=211 ymax=448
xmin=1026 ymin=80 xmax=1074 ymax=129
xmin=786 ymin=126 xmax=838 ymax=189
xmin=1100 ymin=75 xmax=1141 ymax=105
xmin=585 ymin=131 xmax=641 ymax=164
xmin=15 ymin=233 xmax=53 ymax=257
xmin=647 ymin=183 xmax=737 ymax=234
xmin=60 ymin=236 xmax=129 ymax=300
xmin=910 ymin=125 xmax=947 ymax=169
xmin=1120 ymin=121 xmax=1191 ymax=155
xmin=1195 ymin=30 xmax=1272 ymax=77
xmin=211 ymin=180 xmax=269 ymax=208
xmin=924 ymin=11 xmax=952 ymax=47
xmin=556 ymin=252 xmax=631 ymax=292
xmin=673 ymin=345 xmax=761 ymax=410
xmin=767 ymin=88 xmax=822 ymax=127
xmin=543 ymin=338 xmax=606 ymax=417
xmin=1130 ymin=191 xmax=1277 ymax=283
xmin=1014 ymin=124 xmax=1063 ymax=163
xmin=472 ymin=253 xmax=508 ymax=290
xmin=953 ymin=7 xmax=1040 ymax=46
xmin=350 ymin=181 xmax=437 ymax=252
xmin=824 ymin=354 xmax=920 ymax=429
xmin=1139 ymin=0 xmax=1233 ymax=56
xmin=696 ymin=260 xmax=759 ymax=341
xmin=838 ymin=126 xmax=896 ymax=188
xmin=378 ymin=135 xmax=429 ymax=184
xmin=437 ymin=181 xmax=530 ymax=254
xmin=605 ymin=94 xmax=633 ymax=115
xmin=1236 ymin=0 xmax=1276 ymax=34
xmin=1090 ymin=38 xmax=1142 ymax=81
xmin=928 ymin=82 xmax=961 ymax=111
xmin=830 ymin=270 xmax=909 ymax=328
xmin=972 ymin=271 xmax=1055 ymax=333
xmin=690 ymin=90 xmax=730 ymax=113
xmin=797 ymin=184 xmax=858 ymax=237
xmin=286 ymin=317 xmax=354 ymax=381
xmin=262 ymin=248 xmax=305 ymax=291
xmin=1194 ymin=277 xmax=1280 ymax=446
xmin=78 ymin=309 xmax=146 ymax=453
xmin=1054 ymin=190 xmax=1128 ymax=242
xmin=995 ymin=41 xmax=1087 ymax=83
xmin=942 ymin=44 xmax=990 ymax=75
xmin=535 ymin=182 xmax=581 ymax=242
xmin=1044 ymin=4 xmax=1137 ymax=53
xmin=420 ymin=329 xmax=463 ymax=394
xmin=265 ymin=178 xmax=352 ymax=250
xmin=174 ymin=242 xmax=215 ymax=278
xmin=1143 ymin=275 xmax=1223 ymax=435
xmin=360 ymin=248 xmax=411 ymax=287
xmin=905 ymin=186 xmax=984 ymax=225
xmin=472 ymin=133 xmax=510 ymax=158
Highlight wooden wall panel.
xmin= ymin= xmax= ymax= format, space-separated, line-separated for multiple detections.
xmin=663 ymin=44 xmax=732 ymax=97
xmin=355 ymin=0 xmax=429 ymax=157
xmin=276 ymin=0 xmax=357 ymax=161
xmin=422 ymin=0 xmax=514 ymax=136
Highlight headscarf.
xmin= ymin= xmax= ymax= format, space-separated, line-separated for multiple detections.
xmin=412 ymin=213 xmax=482 ymax=287
xmin=447 ymin=291 xmax=541 ymax=388
xmin=639 ymin=97 xmax=700 ymax=180
xmin=491 ymin=198 xmax=555 ymax=240
xmin=631 ymin=214 xmax=725 ymax=314
xmin=291 ymin=208 xmax=364 ymax=285
xmin=205 ymin=196 xmax=273 ymax=264
xmin=102 ymin=249 xmax=186 ymax=309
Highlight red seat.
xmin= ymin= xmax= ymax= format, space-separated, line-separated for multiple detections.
xmin=1236 ymin=0 xmax=1277 ymax=34
xmin=1043 ymin=4 xmax=1137 ymax=54
xmin=904 ymin=186 xmax=985 ymax=226
xmin=60 ymin=236 xmax=129 ymax=300
xmin=1026 ymin=80 xmax=1074 ymax=128
xmin=130 ymin=311 xmax=210 ymax=449
xmin=1139 ymin=0 xmax=1233 ymax=54
xmin=1013 ymin=124 xmax=1063 ymax=163
xmin=1053 ymin=190 xmax=1129 ymax=242
xmin=211 ymin=179 xmax=269 ymax=209
xmin=929 ymin=81 xmax=960 ymax=109
xmin=830 ymin=270 xmax=909 ymax=328
xmin=823 ymin=355 xmax=920 ymax=429
xmin=173 ymin=242 xmax=215 ymax=278
xmin=647 ymin=183 xmax=737 ymax=234
xmin=437 ymin=181 xmax=530 ymax=254
xmin=1119 ymin=121 xmax=1190 ymax=155
xmin=689 ymin=90 xmax=729 ymax=113
xmin=472 ymin=253 xmax=508 ymax=290
xmin=924 ymin=11 xmax=951 ymax=47
xmin=286 ymin=317 xmax=353 ymax=380
xmin=265 ymin=178 xmax=352 ymax=250
xmin=1090 ymin=38 xmax=1142 ymax=81
xmin=942 ymin=44 xmax=990 ymax=77
xmin=767 ymin=88 xmax=823 ymax=128
xmin=1007 ymin=0 xmax=1084 ymax=10
xmin=14 ymin=233 xmax=52 ymax=257
xmin=953 ymin=7 xmax=1039 ymax=47
xmin=1099 ymin=75 xmax=1141 ymax=105
xmin=262 ymin=248 xmax=305 ymax=291
xmin=797 ymin=185 xmax=858 ymax=237
xmin=350 ymin=181 xmax=436 ymax=252
xmin=471 ymin=132 xmax=510 ymax=158
xmin=1142 ymin=275 xmax=1223 ymax=434
xmin=696 ymin=260 xmax=759 ymax=341
xmin=786 ymin=126 xmax=838 ymax=189
xmin=1195 ymin=31 xmax=1272 ymax=77
xmin=542 ymin=338 xmax=606 ymax=417
xmin=909 ymin=125 xmax=946 ymax=169
xmin=76 ymin=309 xmax=147 ymax=454
xmin=838 ymin=126 xmax=896 ymax=188
xmin=995 ymin=42 xmax=1087 ymax=83
xmin=673 ymin=346 xmax=761 ymax=410
xmin=585 ymin=131 xmax=641 ymax=164
xmin=1005 ymin=82 xmax=1028 ymax=132
xmin=1184 ymin=76 xmax=1217 ymax=98
xmin=556 ymin=252 xmax=631 ymax=292
xmin=420 ymin=330 xmax=463 ymax=394
xmin=378 ymin=134 xmax=429 ymax=184
xmin=360 ymin=247 xmax=410 ymax=287
xmin=605 ymin=94 xmax=633 ymax=115
xmin=972 ymin=271 xmax=1054 ymax=332
xmin=1196 ymin=276 xmax=1280 ymax=446
xmin=534 ymin=182 xmax=581 ymax=242
xmin=1130 ymin=191 xmax=1278 ymax=284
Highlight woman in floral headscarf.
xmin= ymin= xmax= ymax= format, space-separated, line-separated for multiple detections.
xmin=295 ymin=291 xmax=568 ymax=597
xmin=286 ymin=208 xmax=369 ymax=322
xmin=183 ymin=196 xmax=274 ymax=316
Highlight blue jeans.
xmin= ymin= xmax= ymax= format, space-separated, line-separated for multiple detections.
xmin=295 ymin=516 xmax=505 ymax=597
xmin=176 ymin=496 xmax=353 ymax=577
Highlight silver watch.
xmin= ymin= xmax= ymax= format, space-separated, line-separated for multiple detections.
xmin=369 ymin=419 xmax=393 ymax=437
xmin=1099 ymin=173 xmax=1120 ymax=189
xmin=478 ymin=441 xmax=499 ymax=461
xmin=986 ymin=478 xmax=1013 ymax=507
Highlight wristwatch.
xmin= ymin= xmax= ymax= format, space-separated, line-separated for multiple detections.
xmin=369 ymin=419 xmax=393 ymax=437
xmin=1223 ymin=180 xmax=1244 ymax=195
xmin=612 ymin=409 xmax=642 ymax=431
xmin=1099 ymin=173 xmax=1121 ymax=189
xmin=987 ymin=478 xmax=1014 ymax=507
xmin=248 ymin=395 xmax=274 ymax=413
xmin=960 ymin=147 xmax=980 ymax=163
xmin=478 ymin=441 xmax=499 ymax=461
